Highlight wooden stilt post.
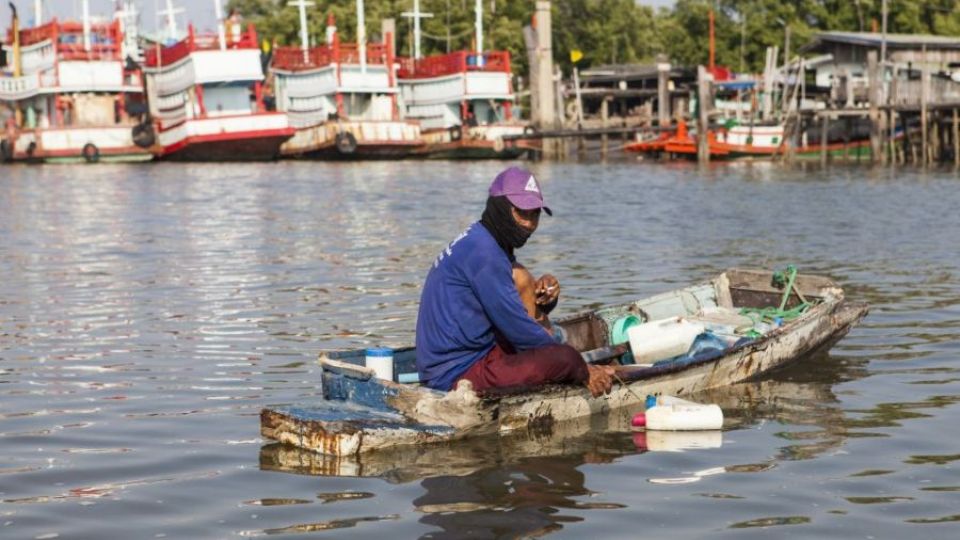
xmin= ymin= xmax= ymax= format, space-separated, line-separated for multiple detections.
xmin=601 ymin=97 xmax=609 ymax=158
xmin=868 ymin=51 xmax=882 ymax=164
xmin=697 ymin=65 xmax=711 ymax=164
xmin=820 ymin=112 xmax=829 ymax=166
xmin=921 ymin=65 xmax=929 ymax=167
xmin=953 ymin=108 xmax=959 ymax=168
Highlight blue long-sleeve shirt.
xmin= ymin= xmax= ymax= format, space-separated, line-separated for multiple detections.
xmin=415 ymin=223 xmax=555 ymax=390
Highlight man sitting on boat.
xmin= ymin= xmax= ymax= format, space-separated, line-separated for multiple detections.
xmin=415 ymin=166 xmax=614 ymax=397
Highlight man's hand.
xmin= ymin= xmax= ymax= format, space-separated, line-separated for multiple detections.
xmin=535 ymin=274 xmax=560 ymax=308
xmin=585 ymin=365 xmax=614 ymax=397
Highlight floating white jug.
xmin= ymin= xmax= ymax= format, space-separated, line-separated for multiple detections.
xmin=644 ymin=395 xmax=724 ymax=431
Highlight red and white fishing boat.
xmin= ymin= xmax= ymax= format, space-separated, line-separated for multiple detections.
xmin=396 ymin=0 xmax=535 ymax=159
xmin=142 ymin=2 xmax=293 ymax=161
xmin=0 ymin=2 xmax=151 ymax=163
xmin=271 ymin=3 xmax=421 ymax=159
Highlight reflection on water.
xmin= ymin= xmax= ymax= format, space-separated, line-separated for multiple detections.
xmin=3 ymin=161 xmax=960 ymax=538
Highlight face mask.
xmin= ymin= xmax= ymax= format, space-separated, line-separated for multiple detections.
xmin=480 ymin=196 xmax=533 ymax=257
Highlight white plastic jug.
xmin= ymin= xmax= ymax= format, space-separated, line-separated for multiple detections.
xmin=626 ymin=316 xmax=705 ymax=365
xmin=645 ymin=395 xmax=724 ymax=431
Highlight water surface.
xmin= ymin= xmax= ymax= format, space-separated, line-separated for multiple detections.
xmin=1 ymin=160 xmax=959 ymax=538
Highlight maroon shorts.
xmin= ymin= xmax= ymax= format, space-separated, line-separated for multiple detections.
xmin=455 ymin=342 xmax=589 ymax=393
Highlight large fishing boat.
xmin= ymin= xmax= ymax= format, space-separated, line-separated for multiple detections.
xmin=142 ymin=2 xmax=293 ymax=161
xmin=271 ymin=5 xmax=421 ymax=159
xmin=0 ymin=2 xmax=151 ymax=163
xmin=396 ymin=0 xmax=536 ymax=159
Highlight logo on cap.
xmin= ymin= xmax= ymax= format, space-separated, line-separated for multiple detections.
xmin=524 ymin=175 xmax=539 ymax=193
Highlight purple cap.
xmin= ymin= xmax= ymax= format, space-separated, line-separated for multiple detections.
xmin=488 ymin=166 xmax=552 ymax=216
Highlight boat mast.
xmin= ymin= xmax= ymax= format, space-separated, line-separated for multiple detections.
xmin=401 ymin=0 xmax=432 ymax=60
xmin=159 ymin=0 xmax=184 ymax=42
xmin=287 ymin=0 xmax=314 ymax=63
xmin=212 ymin=0 xmax=226 ymax=49
xmin=356 ymin=0 xmax=366 ymax=72
xmin=82 ymin=0 xmax=91 ymax=51
xmin=34 ymin=0 xmax=41 ymax=25
xmin=474 ymin=0 xmax=483 ymax=66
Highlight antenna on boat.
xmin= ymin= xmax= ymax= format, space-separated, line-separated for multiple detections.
xmin=212 ymin=0 xmax=226 ymax=50
xmin=401 ymin=0 xmax=432 ymax=60
xmin=356 ymin=0 xmax=366 ymax=72
xmin=116 ymin=1 xmax=141 ymax=63
xmin=159 ymin=0 xmax=184 ymax=42
xmin=287 ymin=0 xmax=314 ymax=63
xmin=82 ymin=0 xmax=91 ymax=51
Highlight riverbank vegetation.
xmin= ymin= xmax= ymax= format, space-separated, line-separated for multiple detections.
xmin=228 ymin=0 xmax=960 ymax=76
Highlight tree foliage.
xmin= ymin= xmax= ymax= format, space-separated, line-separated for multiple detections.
xmin=227 ymin=0 xmax=960 ymax=76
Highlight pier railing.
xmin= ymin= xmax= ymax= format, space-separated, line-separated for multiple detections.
xmin=397 ymin=51 xmax=512 ymax=79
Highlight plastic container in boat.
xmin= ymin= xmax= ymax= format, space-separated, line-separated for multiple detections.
xmin=627 ymin=316 xmax=705 ymax=365
xmin=644 ymin=395 xmax=724 ymax=431
xmin=365 ymin=347 xmax=394 ymax=381
xmin=610 ymin=315 xmax=642 ymax=345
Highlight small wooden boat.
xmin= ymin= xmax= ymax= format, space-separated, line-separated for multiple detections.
xmin=260 ymin=377 xmax=844 ymax=481
xmin=261 ymin=268 xmax=867 ymax=456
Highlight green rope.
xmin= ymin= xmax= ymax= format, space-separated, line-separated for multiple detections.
xmin=739 ymin=265 xmax=815 ymax=329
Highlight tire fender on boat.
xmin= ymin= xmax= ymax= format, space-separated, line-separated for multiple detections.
xmin=82 ymin=143 xmax=100 ymax=163
xmin=523 ymin=125 xmax=537 ymax=137
xmin=449 ymin=125 xmax=463 ymax=142
xmin=132 ymin=122 xmax=156 ymax=148
xmin=335 ymin=131 xmax=358 ymax=154
xmin=26 ymin=141 xmax=37 ymax=158
xmin=0 ymin=139 xmax=12 ymax=162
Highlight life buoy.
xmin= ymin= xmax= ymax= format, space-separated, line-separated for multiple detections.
xmin=335 ymin=131 xmax=358 ymax=154
xmin=132 ymin=122 xmax=156 ymax=148
xmin=0 ymin=139 xmax=12 ymax=162
xmin=82 ymin=143 xmax=100 ymax=163
xmin=449 ymin=125 xmax=462 ymax=142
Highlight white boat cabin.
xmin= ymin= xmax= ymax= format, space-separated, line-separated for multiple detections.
xmin=397 ymin=51 xmax=515 ymax=131
xmin=271 ymin=29 xmax=398 ymax=128
xmin=1 ymin=18 xmax=143 ymax=136
xmin=143 ymin=24 xmax=268 ymax=130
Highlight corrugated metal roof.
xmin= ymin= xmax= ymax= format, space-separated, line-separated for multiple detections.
xmin=802 ymin=31 xmax=960 ymax=52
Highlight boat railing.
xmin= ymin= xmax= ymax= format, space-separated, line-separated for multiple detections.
xmin=272 ymin=42 xmax=391 ymax=71
xmin=8 ymin=19 xmax=122 ymax=61
xmin=145 ymin=23 xmax=259 ymax=68
xmin=7 ymin=20 xmax=57 ymax=46
xmin=397 ymin=50 xmax=511 ymax=79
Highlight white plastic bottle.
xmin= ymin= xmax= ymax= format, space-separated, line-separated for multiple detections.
xmin=645 ymin=395 xmax=724 ymax=431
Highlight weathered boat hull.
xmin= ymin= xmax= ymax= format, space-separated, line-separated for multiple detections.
xmin=280 ymin=120 xmax=423 ymax=160
xmin=261 ymin=268 xmax=868 ymax=456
